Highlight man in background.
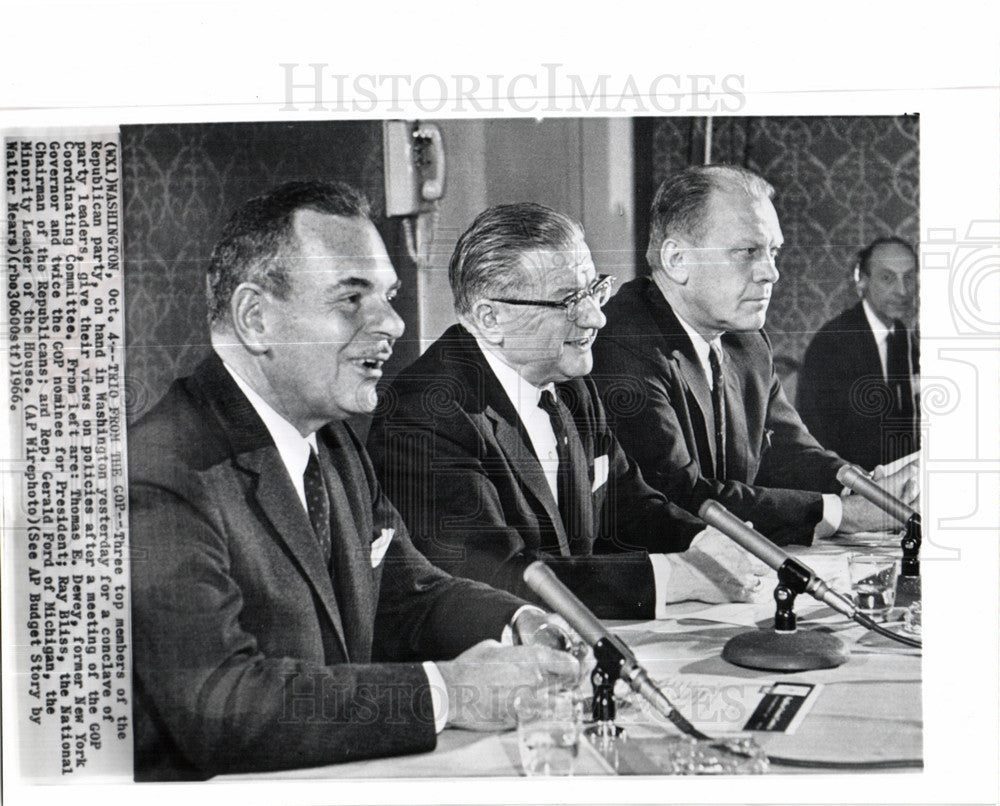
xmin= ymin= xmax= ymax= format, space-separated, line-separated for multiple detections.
xmin=797 ymin=237 xmax=920 ymax=468
xmin=129 ymin=182 xmax=578 ymax=780
xmin=368 ymin=202 xmax=767 ymax=621
xmin=592 ymin=165 xmax=914 ymax=546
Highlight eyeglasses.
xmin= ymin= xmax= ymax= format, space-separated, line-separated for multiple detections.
xmin=489 ymin=274 xmax=616 ymax=322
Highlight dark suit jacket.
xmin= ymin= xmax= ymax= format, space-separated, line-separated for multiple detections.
xmin=591 ymin=277 xmax=845 ymax=546
xmin=366 ymin=324 xmax=706 ymax=620
xmin=797 ymin=301 xmax=920 ymax=469
xmin=129 ymin=354 xmax=523 ymax=780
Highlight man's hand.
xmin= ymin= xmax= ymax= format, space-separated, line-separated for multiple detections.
xmin=839 ymin=494 xmax=902 ymax=535
xmin=663 ymin=526 xmax=770 ymax=605
xmin=436 ymin=640 xmax=580 ymax=731
xmin=872 ymin=460 xmax=919 ymax=508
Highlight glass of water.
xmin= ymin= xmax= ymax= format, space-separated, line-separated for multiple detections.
xmin=515 ymin=688 xmax=582 ymax=776
xmin=849 ymin=553 xmax=899 ymax=618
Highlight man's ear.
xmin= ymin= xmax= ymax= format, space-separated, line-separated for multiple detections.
xmin=658 ymin=237 xmax=690 ymax=284
xmin=853 ymin=264 xmax=869 ymax=299
xmin=230 ymin=282 xmax=270 ymax=355
xmin=468 ymin=299 xmax=504 ymax=346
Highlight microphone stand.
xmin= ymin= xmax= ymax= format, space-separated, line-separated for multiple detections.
xmin=837 ymin=465 xmax=922 ymax=608
xmin=896 ymin=512 xmax=922 ymax=608
xmin=588 ymin=638 xmax=627 ymax=739
xmin=722 ymin=557 xmax=850 ymax=672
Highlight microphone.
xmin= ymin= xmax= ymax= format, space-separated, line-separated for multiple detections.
xmin=836 ymin=464 xmax=916 ymax=524
xmin=523 ymin=561 xmax=701 ymax=734
xmin=698 ymin=500 xmax=854 ymax=671
xmin=698 ymin=500 xmax=856 ymax=618
xmin=837 ymin=464 xmax=922 ymax=604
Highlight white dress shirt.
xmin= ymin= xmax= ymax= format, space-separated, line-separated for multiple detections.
xmin=862 ymin=298 xmax=893 ymax=379
xmin=480 ymin=344 xmax=561 ymax=502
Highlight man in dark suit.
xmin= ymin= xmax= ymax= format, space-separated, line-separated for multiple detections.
xmin=797 ymin=237 xmax=920 ymax=468
xmin=129 ymin=183 xmax=578 ymax=780
xmin=591 ymin=165 xmax=914 ymax=545
xmin=368 ymin=203 xmax=767 ymax=621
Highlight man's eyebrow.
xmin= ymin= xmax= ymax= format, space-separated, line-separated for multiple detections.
xmin=330 ymin=276 xmax=374 ymax=289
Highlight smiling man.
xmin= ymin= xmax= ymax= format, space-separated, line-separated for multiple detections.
xmin=797 ymin=237 xmax=920 ymax=467
xmin=367 ymin=202 xmax=767 ymax=620
xmin=128 ymin=183 xmax=579 ymax=780
xmin=591 ymin=165 xmax=913 ymax=545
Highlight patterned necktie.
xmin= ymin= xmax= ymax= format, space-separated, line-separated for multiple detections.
xmin=304 ymin=448 xmax=332 ymax=565
xmin=709 ymin=343 xmax=727 ymax=481
xmin=538 ymin=389 xmax=581 ymax=556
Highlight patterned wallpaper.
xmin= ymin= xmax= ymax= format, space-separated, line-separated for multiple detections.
xmin=123 ymin=118 xmax=918 ymax=418
xmin=635 ymin=116 xmax=919 ymax=392
xmin=121 ymin=122 xmax=415 ymax=421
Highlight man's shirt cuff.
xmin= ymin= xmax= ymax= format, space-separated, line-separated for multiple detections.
xmin=815 ymin=493 xmax=843 ymax=538
xmin=422 ymin=662 xmax=448 ymax=733
xmin=649 ymin=553 xmax=673 ymax=619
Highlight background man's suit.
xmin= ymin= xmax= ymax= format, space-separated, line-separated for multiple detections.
xmin=798 ymin=301 xmax=920 ymax=469
xmin=367 ymin=324 xmax=705 ymax=620
xmin=591 ymin=277 xmax=845 ymax=546
xmin=130 ymin=355 xmax=523 ymax=780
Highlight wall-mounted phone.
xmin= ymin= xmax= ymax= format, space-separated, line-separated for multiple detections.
xmin=383 ymin=120 xmax=446 ymax=217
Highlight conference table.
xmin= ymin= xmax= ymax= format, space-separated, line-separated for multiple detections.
xmin=229 ymin=540 xmax=921 ymax=779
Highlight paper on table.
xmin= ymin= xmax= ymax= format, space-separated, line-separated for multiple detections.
xmin=877 ymin=450 xmax=920 ymax=477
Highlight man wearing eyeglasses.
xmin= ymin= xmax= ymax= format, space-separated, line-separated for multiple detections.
xmin=367 ymin=203 xmax=767 ymax=619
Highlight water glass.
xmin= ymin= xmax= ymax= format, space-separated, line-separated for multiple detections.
xmin=849 ymin=553 xmax=899 ymax=618
xmin=515 ymin=688 xmax=582 ymax=776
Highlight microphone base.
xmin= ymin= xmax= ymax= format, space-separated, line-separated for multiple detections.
xmin=722 ymin=628 xmax=850 ymax=671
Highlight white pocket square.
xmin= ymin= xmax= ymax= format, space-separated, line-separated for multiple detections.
xmin=371 ymin=528 xmax=395 ymax=568
xmin=592 ymin=455 xmax=609 ymax=492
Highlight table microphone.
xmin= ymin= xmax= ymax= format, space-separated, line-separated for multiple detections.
xmin=523 ymin=561 xmax=708 ymax=738
xmin=698 ymin=501 xmax=857 ymax=617
xmin=837 ymin=464 xmax=922 ymax=606
xmin=836 ymin=465 xmax=916 ymax=524
xmin=698 ymin=500 xmax=854 ymax=671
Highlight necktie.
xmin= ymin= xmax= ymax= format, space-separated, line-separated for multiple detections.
xmin=538 ymin=389 xmax=587 ymax=555
xmin=708 ymin=343 xmax=727 ymax=481
xmin=886 ymin=322 xmax=914 ymax=419
xmin=304 ymin=448 xmax=332 ymax=565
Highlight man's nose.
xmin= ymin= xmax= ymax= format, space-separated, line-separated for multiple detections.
xmin=754 ymin=252 xmax=780 ymax=284
xmin=575 ymin=295 xmax=607 ymax=329
xmin=370 ymin=298 xmax=405 ymax=340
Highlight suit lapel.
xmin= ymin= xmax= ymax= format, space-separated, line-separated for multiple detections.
xmin=644 ymin=285 xmax=719 ymax=474
xmin=446 ymin=326 xmax=570 ymax=554
xmin=850 ymin=302 xmax=887 ymax=378
xmin=556 ymin=381 xmax=596 ymax=556
xmin=194 ymin=355 xmax=350 ymax=660
xmin=718 ymin=337 xmax=750 ymax=481
xmin=485 ymin=402 xmax=570 ymax=554
xmin=318 ymin=430 xmax=376 ymax=664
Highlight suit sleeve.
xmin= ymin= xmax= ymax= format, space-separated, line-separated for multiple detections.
xmin=755 ymin=353 xmax=845 ymax=494
xmin=593 ymin=337 xmax=826 ymax=546
xmin=582 ymin=377 xmax=706 ymax=555
xmin=367 ymin=394 xmax=660 ymax=620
